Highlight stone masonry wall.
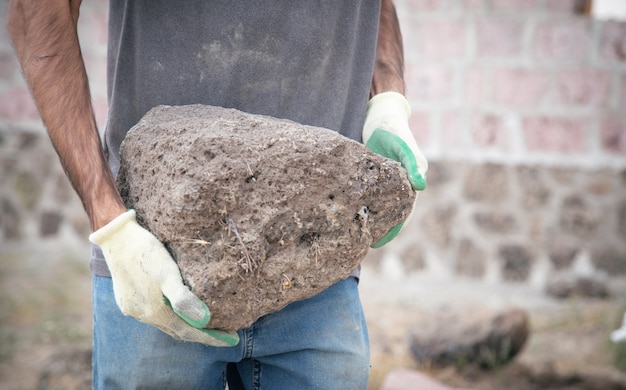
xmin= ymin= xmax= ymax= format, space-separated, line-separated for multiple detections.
xmin=1 ymin=1 xmax=625 ymax=291
xmin=365 ymin=161 xmax=626 ymax=289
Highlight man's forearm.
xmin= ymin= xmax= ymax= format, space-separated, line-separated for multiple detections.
xmin=7 ymin=0 xmax=126 ymax=230
xmin=371 ymin=0 xmax=405 ymax=96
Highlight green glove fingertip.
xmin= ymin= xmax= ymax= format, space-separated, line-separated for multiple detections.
xmin=165 ymin=295 xmax=211 ymax=329
xmin=371 ymin=222 xmax=404 ymax=248
xmin=365 ymin=129 xmax=426 ymax=191
xmin=412 ymin=173 xmax=427 ymax=192
xmin=165 ymin=295 xmax=239 ymax=346
xmin=175 ymin=302 xmax=211 ymax=329
xmin=200 ymin=328 xmax=240 ymax=347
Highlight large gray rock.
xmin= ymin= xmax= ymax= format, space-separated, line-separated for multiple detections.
xmin=117 ymin=105 xmax=415 ymax=331
xmin=409 ymin=307 xmax=529 ymax=369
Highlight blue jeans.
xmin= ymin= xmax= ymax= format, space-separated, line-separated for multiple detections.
xmin=92 ymin=275 xmax=370 ymax=389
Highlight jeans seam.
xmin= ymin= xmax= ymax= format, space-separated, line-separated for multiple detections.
xmin=252 ymin=359 xmax=261 ymax=390
xmin=244 ymin=327 xmax=254 ymax=359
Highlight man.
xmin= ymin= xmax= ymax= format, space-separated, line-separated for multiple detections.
xmin=7 ymin=0 xmax=427 ymax=388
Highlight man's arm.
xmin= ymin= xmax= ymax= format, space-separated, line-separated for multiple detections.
xmin=371 ymin=0 xmax=405 ymax=96
xmin=7 ymin=0 xmax=240 ymax=346
xmin=6 ymin=0 xmax=126 ymax=231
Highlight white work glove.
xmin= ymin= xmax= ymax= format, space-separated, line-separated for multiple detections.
xmin=362 ymin=92 xmax=428 ymax=248
xmin=89 ymin=210 xmax=239 ymax=346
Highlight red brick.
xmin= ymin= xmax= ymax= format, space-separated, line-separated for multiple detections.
xmin=465 ymin=67 xmax=491 ymax=105
xmin=463 ymin=0 xmax=485 ymax=11
xmin=471 ymin=113 xmax=508 ymax=150
xmin=546 ymin=0 xmax=587 ymax=13
xmin=533 ymin=19 xmax=590 ymax=63
xmin=491 ymin=0 xmax=537 ymax=12
xmin=476 ymin=17 xmax=525 ymax=58
xmin=493 ymin=69 xmax=550 ymax=107
xmin=599 ymin=21 xmax=626 ymax=63
xmin=441 ymin=110 xmax=468 ymax=147
xmin=416 ymin=20 xmax=468 ymax=59
xmin=405 ymin=65 xmax=455 ymax=103
xmin=601 ymin=117 xmax=626 ymax=154
xmin=522 ymin=117 xmax=587 ymax=153
xmin=556 ymin=70 xmax=610 ymax=107
xmin=0 ymin=86 xmax=40 ymax=121
xmin=409 ymin=111 xmax=431 ymax=146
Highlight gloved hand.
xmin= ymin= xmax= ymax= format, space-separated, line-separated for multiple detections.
xmin=89 ymin=209 xmax=239 ymax=346
xmin=362 ymin=91 xmax=428 ymax=248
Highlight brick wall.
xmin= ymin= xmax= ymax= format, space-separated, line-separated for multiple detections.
xmin=396 ymin=0 xmax=626 ymax=168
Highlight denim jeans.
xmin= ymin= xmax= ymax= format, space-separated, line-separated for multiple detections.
xmin=92 ymin=275 xmax=370 ymax=389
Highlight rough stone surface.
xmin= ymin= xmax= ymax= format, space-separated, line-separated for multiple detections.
xmin=548 ymin=245 xmax=578 ymax=270
xmin=455 ymin=238 xmax=487 ymax=278
xmin=409 ymin=307 xmax=530 ymax=369
xmin=463 ymin=163 xmax=508 ymax=203
xmin=422 ymin=204 xmax=456 ymax=248
xmin=560 ymin=195 xmax=598 ymax=236
xmin=473 ymin=211 xmax=517 ymax=233
xmin=39 ymin=211 xmax=63 ymax=237
xmin=546 ymin=273 xmax=610 ymax=299
xmin=592 ymin=249 xmax=626 ymax=276
xmin=498 ymin=245 xmax=535 ymax=282
xmin=117 ymin=105 xmax=416 ymax=331
xmin=517 ymin=166 xmax=550 ymax=209
xmin=399 ymin=244 xmax=426 ymax=272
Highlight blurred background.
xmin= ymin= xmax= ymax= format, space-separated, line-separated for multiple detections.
xmin=1 ymin=0 xmax=625 ymax=389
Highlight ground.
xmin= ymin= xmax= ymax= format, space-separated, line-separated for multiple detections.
xmin=1 ymin=247 xmax=625 ymax=389
xmin=361 ymin=268 xmax=626 ymax=389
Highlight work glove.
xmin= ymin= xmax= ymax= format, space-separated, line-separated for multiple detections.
xmin=89 ymin=209 xmax=239 ymax=346
xmin=362 ymin=91 xmax=428 ymax=248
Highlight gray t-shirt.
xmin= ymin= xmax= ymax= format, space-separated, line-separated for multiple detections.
xmin=92 ymin=0 xmax=382 ymax=276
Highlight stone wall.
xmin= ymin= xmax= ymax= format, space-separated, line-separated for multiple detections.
xmin=0 ymin=127 xmax=90 ymax=251
xmin=365 ymin=161 xmax=626 ymax=291
xmin=1 ymin=0 xmax=626 ymax=292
